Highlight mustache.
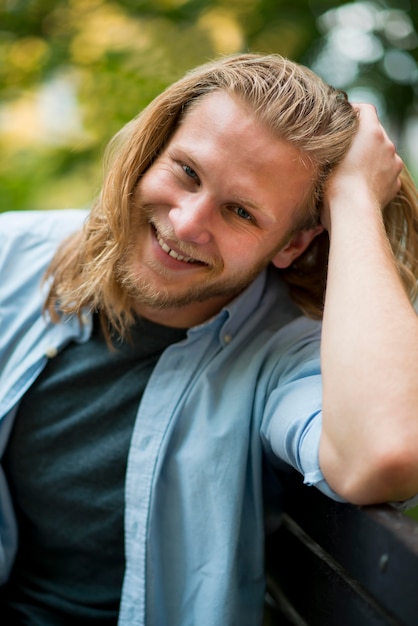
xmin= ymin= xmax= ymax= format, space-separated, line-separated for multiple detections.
xmin=140 ymin=205 xmax=219 ymax=267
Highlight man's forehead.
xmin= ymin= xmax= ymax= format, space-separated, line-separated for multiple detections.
xmin=178 ymin=90 xmax=257 ymax=130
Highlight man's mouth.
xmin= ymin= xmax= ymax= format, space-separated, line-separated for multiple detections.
xmin=154 ymin=226 xmax=206 ymax=265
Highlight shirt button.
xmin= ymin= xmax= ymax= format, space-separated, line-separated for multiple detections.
xmin=139 ymin=436 xmax=151 ymax=451
xmin=224 ymin=334 xmax=232 ymax=344
xmin=45 ymin=346 xmax=58 ymax=358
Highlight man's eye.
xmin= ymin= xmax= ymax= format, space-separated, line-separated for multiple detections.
xmin=182 ymin=164 xmax=199 ymax=181
xmin=235 ymin=206 xmax=253 ymax=221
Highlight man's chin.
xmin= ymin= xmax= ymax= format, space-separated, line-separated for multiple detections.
xmin=123 ymin=278 xmax=238 ymax=312
xmin=117 ymin=254 xmax=264 ymax=313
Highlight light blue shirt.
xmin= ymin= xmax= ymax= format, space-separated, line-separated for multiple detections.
xmin=0 ymin=210 xmax=340 ymax=625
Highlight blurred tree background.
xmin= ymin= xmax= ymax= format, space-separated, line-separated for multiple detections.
xmin=0 ymin=0 xmax=417 ymax=213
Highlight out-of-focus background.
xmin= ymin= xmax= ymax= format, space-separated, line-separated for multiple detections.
xmin=0 ymin=0 xmax=417 ymax=215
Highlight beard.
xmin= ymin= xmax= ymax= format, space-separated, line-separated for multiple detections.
xmin=116 ymin=254 xmax=270 ymax=310
xmin=114 ymin=205 xmax=273 ymax=312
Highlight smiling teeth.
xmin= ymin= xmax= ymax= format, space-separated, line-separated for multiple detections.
xmin=157 ymin=235 xmax=198 ymax=263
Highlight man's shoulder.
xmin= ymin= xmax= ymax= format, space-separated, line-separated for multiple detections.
xmin=0 ymin=209 xmax=88 ymax=240
xmin=0 ymin=209 xmax=89 ymax=295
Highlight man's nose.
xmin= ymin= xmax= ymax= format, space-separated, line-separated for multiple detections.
xmin=168 ymin=194 xmax=215 ymax=245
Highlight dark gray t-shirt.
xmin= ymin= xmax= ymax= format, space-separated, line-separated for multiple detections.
xmin=0 ymin=314 xmax=186 ymax=625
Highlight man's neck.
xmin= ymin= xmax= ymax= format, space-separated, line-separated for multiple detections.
xmin=133 ymin=295 xmax=232 ymax=329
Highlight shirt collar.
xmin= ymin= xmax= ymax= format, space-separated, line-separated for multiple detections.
xmin=187 ymin=270 xmax=268 ymax=347
xmin=69 ymin=270 xmax=270 ymax=348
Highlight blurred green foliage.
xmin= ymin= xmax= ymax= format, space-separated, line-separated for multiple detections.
xmin=406 ymin=506 xmax=418 ymax=522
xmin=0 ymin=0 xmax=417 ymax=212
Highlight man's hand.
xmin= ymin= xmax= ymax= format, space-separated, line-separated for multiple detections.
xmin=321 ymin=103 xmax=403 ymax=232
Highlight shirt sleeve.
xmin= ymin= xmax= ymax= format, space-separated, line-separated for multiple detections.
xmin=260 ymin=318 xmax=346 ymax=502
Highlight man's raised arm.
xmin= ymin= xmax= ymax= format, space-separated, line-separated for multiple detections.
xmin=319 ymin=103 xmax=418 ymax=505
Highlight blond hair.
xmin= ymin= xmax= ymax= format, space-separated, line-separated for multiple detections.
xmin=44 ymin=53 xmax=418 ymax=334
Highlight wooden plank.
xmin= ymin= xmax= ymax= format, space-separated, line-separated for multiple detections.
xmin=265 ymin=473 xmax=418 ymax=625
xmin=266 ymin=522 xmax=398 ymax=625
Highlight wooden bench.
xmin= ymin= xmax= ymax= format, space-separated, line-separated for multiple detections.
xmin=264 ymin=472 xmax=418 ymax=625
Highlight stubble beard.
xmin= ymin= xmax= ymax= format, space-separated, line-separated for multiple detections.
xmin=116 ymin=247 xmax=269 ymax=311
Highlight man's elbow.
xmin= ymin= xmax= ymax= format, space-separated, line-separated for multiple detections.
xmin=320 ymin=435 xmax=418 ymax=506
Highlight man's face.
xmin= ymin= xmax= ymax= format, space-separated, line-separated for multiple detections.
xmin=119 ymin=90 xmax=319 ymax=327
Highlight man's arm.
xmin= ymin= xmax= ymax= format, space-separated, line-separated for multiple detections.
xmin=319 ymin=103 xmax=418 ymax=505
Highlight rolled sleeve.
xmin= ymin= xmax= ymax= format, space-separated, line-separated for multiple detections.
xmin=260 ymin=328 xmax=345 ymax=502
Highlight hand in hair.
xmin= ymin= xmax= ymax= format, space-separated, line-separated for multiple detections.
xmin=321 ymin=103 xmax=403 ymax=232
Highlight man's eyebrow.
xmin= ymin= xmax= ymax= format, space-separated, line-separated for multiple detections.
xmin=233 ymin=195 xmax=263 ymax=212
xmin=167 ymin=146 xmax=199 ymax=169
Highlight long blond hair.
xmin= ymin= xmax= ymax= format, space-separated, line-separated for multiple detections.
xmin=44 ymin=53 xmax=418 ymax=334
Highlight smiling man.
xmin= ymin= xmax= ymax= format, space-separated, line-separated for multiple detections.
xmin=1 ymin=54 xmax=418 ymax=626
xmin=117 ymin=89 xmax=322 ymax=327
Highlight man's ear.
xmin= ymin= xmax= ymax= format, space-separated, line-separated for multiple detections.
xmin=272 ymin=225 xmax=324 ymax=269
